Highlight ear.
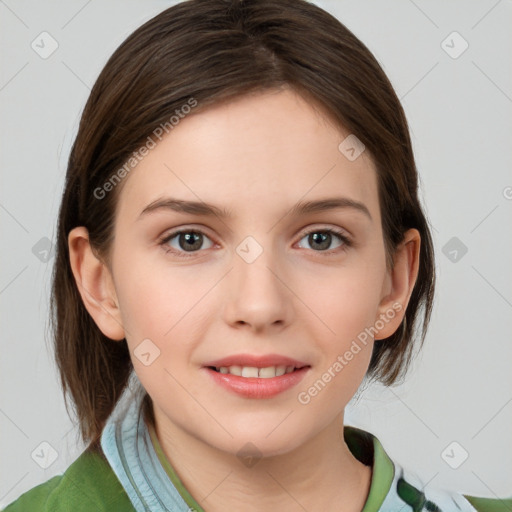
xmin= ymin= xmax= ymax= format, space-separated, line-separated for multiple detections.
xmin=68 ymin=226 xmax=125 ymax=341
xmin=374 ymin=228 xmax=421 ymax=340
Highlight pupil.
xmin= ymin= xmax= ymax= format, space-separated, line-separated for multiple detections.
xmin=180 ymin=232 xmax=202 ymax=251
xmin=310 ymin=232 xmax=330 ymax=251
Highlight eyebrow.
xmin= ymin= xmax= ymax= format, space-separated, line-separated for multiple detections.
xmin=138 ymin=196 xmax=372 ymax=221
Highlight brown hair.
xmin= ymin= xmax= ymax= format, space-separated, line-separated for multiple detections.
xmin=51 ymin=0 xmax=435 ymax=451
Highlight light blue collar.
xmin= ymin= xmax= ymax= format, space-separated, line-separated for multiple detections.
xmin=100 ymin=371 xmax=191 ymax=512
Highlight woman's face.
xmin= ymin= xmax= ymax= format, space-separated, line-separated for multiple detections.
xmin=103 ymin=88 xmax=406 ymax=456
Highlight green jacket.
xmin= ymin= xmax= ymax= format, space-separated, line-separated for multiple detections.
xmin=2 ymin=450 xmax=135 ymax=511
xmin=3 ymin=436 xmax=511 ymax=512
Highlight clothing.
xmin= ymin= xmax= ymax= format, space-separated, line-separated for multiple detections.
xmin=2 ymin=372 xmax=511 ymax=512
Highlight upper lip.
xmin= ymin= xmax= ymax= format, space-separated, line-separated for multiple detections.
xmin=203 ymin=353 xmax=310 ymax=369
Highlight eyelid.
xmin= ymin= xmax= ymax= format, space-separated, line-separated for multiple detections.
xmin=159 ymin=224 xmax=216 ymax=241
xmin=296 ymin=224 xmax=351 ymax=240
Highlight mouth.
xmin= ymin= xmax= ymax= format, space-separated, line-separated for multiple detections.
xmin=202 ymin=355 xmax=311 ymax=398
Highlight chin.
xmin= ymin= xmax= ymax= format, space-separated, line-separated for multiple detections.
xmin=201 ymin=421 xmax=314 ymax=459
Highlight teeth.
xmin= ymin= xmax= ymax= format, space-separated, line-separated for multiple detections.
xmin=259 ymin=366 xmax=277 ymax=378
xmin=276 ymin=365 xmax=286 ymax=376
xmin=241 ymin=366 xmax=259 ymax=378
xmin=229 ymin=365 xmax=242 ymax=376
xmin=216 ymin=365 xmax=297 ymax=378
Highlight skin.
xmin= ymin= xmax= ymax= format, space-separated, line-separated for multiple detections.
xmin=69 ymin=87 xmax=420 ymax=512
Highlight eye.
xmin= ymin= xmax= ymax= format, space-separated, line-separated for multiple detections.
xmin=159 ymin=226 xmax=351 ymax=259
xmin=296 ymin=228 xmax=351 ymax=253
xmin=159 ymin=229 xmax=214 ymax=258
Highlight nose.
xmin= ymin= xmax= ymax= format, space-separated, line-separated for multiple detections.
xmin=222 ymin=242 xmax=293 ymax=333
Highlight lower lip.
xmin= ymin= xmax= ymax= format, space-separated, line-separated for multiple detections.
xmin=203 ymin=367 xmax=310 ymax=399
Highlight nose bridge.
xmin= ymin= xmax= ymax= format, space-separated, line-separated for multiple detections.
xmin=223 ymin=234 xmax=291 ymax=329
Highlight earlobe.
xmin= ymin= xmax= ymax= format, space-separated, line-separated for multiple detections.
xmin=68 ymin=226 xmax=125 ymax=341
xmin=375 ymin=229 xmax=421 ymax=340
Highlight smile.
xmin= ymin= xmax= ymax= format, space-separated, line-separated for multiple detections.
xmin=202 ymin=355 xmax=311 ymax=399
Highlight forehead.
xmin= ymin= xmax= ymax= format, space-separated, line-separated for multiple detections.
xmin=116 ymin=89 xmax=379 ymax=224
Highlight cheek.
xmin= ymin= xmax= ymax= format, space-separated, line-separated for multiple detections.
xmin=113 ymin=251 xmax=211 ymax=337
xmin=295 ymin=270 xmax=380 ymax=416
xmin=113 ymin=264 xmax=204 ymax=390
xmin=300 ymin=255 xmax=387 ymax=342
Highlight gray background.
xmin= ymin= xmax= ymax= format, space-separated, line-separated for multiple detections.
xmin=1 ymin=0 xmax=511 ymax=507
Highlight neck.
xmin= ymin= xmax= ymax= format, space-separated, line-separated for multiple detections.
xmin=150 ymin=408 xmax=372 ymax=512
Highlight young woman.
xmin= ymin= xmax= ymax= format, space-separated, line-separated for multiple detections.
xmin=3 ymin=0 xmax=510 ymax=510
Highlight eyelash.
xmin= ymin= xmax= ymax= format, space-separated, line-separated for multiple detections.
xmin=158 ymin=227 xmax=352 ymax=259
